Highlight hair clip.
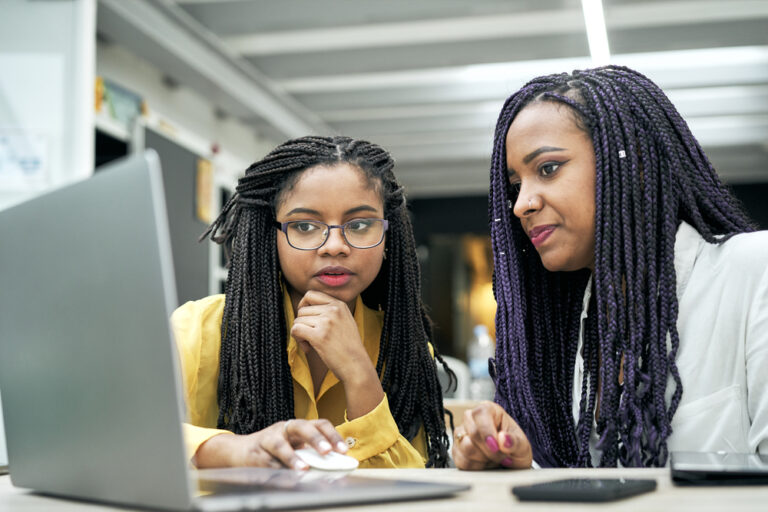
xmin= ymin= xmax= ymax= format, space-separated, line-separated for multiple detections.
xmin=507 ymin=200 xmax=512 ymax=209
xmin=618 ymin=150 xmax=627 ymax=159
xmin=494 ymin=218 xmax=501 ymax=222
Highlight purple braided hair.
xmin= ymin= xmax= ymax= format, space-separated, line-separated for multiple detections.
xmin=489 ymin=65 xmax=756 ymax=467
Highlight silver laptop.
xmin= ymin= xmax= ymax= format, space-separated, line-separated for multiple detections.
xmin=0 ymin=150 xmax=468 ymax=510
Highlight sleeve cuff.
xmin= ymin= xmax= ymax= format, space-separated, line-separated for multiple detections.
xmin=336 ymin=394 xmax=401 ymax=461
xmin=183 ymin=423 xmax=234 ymax=464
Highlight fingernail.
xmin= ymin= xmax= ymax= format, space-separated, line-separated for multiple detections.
xmin=485 ymin=436 xmax=499 ymax=453
xmin=501 ymin=457 xmax=514 ymax=468
xmin=294 ymin=460 xmax=309 ymax=470
xmin=504 ymin=434 xmax=513 ymax=449
xmin=318 ymin=441 xmax=332 ymax=453
xmin=336 ymin=441 xmax=349 ymax=452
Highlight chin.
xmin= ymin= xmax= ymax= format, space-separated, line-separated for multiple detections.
xmin=541 ymin=261 xmax=566 ymax=272
xmin=311 ymin=285 xmax=358 ymax=304
xmin=538 ymin=252 xmax=562 ymax=272
xmin=539 ymin=255 xmax=582 ymax=273
xmin=537 ymin=244 xmax=595 ymax=272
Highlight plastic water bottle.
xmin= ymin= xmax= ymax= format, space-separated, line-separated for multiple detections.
xmin=467 ymin=324 xmax=496 ymax=401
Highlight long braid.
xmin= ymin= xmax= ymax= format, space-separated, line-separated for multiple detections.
xmin=201 ymin=135 xmax=453 ymax=467
xmin=489 ymin=66 xmax=755 ymax=467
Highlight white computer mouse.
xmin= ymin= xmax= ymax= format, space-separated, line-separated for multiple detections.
xmin=294 ymin=448 xmax=359 ymax=471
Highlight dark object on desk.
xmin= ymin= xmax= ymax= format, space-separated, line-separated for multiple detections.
xmin=671 ymin=451 xmax=768 ymax=485
xmin=0 ymin=465 xmax=8 ymax=476
xmin=512 ymin=478 xmax=657 ymax=502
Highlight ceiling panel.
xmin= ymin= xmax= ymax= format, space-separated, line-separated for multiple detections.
xmin=177 ymin=0 xmax=580 ymax=35
xmin=247 ymin=34 xmax=591 ymax=79
xmin=98 ymin=0 xmax=768 ymax=195
xmin=610 ymin=19 xmax=768 ymax=54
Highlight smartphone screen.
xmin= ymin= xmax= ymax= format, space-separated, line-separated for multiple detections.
xmin=512 ymin=478 xmax=657 ymax=502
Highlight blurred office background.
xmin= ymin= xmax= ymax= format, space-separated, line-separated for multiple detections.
xmin=2 ymin=0 xmax=768 ymax=417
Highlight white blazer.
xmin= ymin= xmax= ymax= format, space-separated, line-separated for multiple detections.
xmin=573 ymin=222 xmax=768 ymax=465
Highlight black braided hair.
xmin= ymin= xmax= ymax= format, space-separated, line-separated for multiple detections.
xmin=201 ymin=135 xmax=454 ymax=467
xmin=489 ymin=66 xmax=755 ymax=467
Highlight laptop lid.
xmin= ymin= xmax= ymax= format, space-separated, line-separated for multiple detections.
xmin=0 ymin=150 xmax=195 ymax=510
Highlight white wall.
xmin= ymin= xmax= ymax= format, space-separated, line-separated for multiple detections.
xmin=0 ymin=0 xmax=95 ymax=212
xmin=96 ymin=39 xmax=276 ymax=182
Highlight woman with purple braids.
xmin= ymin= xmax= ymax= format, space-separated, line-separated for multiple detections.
xmin=451 ymin=65 xmax=768 ymax=469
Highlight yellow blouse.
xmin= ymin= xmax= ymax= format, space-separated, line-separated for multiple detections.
xmin=170 ymin=292 xmax=427 ymax=468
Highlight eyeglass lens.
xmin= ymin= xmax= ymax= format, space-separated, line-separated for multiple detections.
xmin=286 ymin=219 xmax=385 ymax=249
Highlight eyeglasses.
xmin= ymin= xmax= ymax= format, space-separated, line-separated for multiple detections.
xmin=274 ymin=218 xmax=389 ymax=250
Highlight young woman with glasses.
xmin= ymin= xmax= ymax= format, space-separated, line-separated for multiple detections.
xmin=171 ymin=136 xmax=454 ymax=470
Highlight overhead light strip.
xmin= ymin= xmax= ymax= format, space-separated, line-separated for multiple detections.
xmin=581 ymin=0 xmax=610 ymax=65
xmin=280 ymin=46 xmax=768 ymax=93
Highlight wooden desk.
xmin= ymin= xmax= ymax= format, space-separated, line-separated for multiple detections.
xmin=2 ymin=468 xmax=767 ymax=511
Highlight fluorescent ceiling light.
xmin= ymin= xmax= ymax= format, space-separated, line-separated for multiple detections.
xmin=582 ymin=0 xmax=610 ymax=65
xmin=279 ymin=46 xmax=768 ymax=93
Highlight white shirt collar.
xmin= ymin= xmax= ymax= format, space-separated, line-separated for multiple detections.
xmin=673 ymin=221 xmax=706 ymax=301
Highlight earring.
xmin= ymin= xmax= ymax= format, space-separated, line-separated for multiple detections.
xmin=383 ymin=247 xmax=388 ymax=260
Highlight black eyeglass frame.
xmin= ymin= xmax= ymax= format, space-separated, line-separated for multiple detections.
xmin=273 ymin=218 xmax=389 ymax=250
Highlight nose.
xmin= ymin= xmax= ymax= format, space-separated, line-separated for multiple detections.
xmin=512 ymin=186 xmax=540 ymax=219
xmin=318 ymin=226 xmax=351 ymax=256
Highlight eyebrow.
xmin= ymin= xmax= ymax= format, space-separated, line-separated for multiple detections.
xmin=285 ymin=205 xmax=380 ymax=217
xmin=508 ymin=145 xmax=567 ymax=176
xmin=523 ymin=146 xmax=566 ymax=164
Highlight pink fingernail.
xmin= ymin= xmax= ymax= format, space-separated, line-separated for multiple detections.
xmin=336 ymin=441 xmax=348 ymax=452
xmin=504 ymin=434 xmax=513 ymax=448
xmin=294 ymin=460 xmax=309 ymax=470
xmin=485 ymin=436 xmax=499 ymax=453
xmin=501 ymin=457 xmax=514 ymax=467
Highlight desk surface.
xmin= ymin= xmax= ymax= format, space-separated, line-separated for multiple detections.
xmin=2 ymin=467 xmax=767 ymax=511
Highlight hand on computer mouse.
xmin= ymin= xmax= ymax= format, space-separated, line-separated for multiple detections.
xmin=194 ymin=418 xmax=350 ymax=470
xmin=294 ymin=448 xmax=359 ymax=471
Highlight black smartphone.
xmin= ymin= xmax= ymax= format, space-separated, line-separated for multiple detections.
xmin=512 ymin=478 xmax=657 ymax=502
xmin=671 ymin=451 xmax=768 ymax=485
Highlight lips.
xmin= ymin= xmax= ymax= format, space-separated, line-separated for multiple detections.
xmin=314 ymin=266 xmax=354 ymax=287
xmin=527 ymin=225 xmax=556 ymax=248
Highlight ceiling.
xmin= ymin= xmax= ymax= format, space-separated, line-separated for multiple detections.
xmin=97 ymin=0 xmax=768 ymax=196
